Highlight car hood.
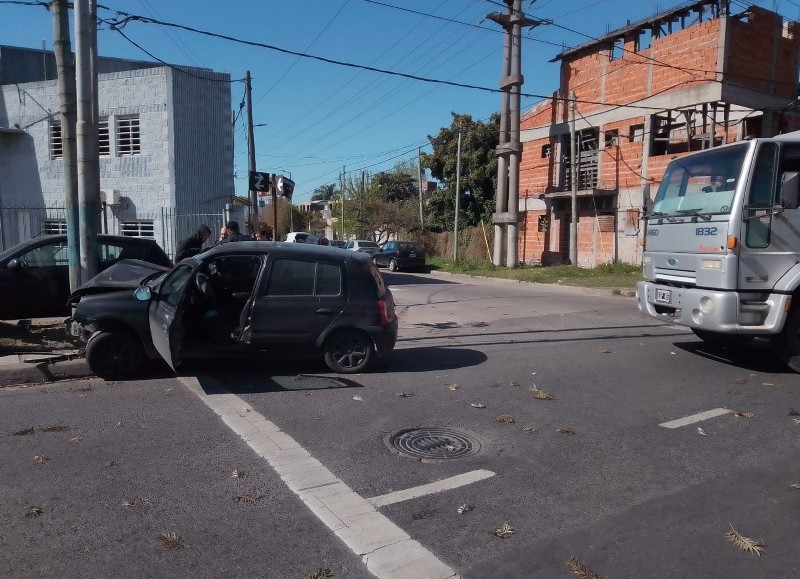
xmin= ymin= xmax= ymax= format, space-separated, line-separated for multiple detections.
xmin=68 ymin=259 xmax=169 ymax=302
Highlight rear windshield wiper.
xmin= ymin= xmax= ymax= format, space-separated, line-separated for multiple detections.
xmin=675 ymin=208 xmax=712 ymax=221
xmin=649 ymin=211 xmax=679 ymax=223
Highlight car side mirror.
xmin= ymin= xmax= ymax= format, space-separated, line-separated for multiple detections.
xmin=781 ymin=171 xmax=800 ymax=210
xmin=134 ymin=286 xmax=152 ymax=301
xmin=7 ymin=258 xmax=21 ymax=271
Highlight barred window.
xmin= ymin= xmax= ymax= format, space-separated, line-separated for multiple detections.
xmin=43 ymin=219 xmax=67 ymax=234
xmin=49 ymin=121 xmax=63 ymax=159
xmin=120 ymin=220 xmax=154 ymax=238
xmin=98 ymin=118 xmax=110 ymax=156
xmin=116 ymin=116 xmax=140 ymax=156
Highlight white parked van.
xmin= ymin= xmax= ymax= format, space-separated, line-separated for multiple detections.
xmin=284 ymin=232 xmax=319 ymax=244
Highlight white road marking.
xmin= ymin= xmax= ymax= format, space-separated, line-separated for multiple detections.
xmin=659 ymin=408 xmax=732 ymax=429
xmin=367 ymin=470 xmax=496 ymax=508
xmin=179 ymin=377 xmax=459 ymax=579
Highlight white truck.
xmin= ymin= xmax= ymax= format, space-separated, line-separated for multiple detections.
xmin=636 ymin=132 xmax=800 ymax=370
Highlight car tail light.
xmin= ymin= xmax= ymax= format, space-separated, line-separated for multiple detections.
xmin=378 ymin=299 xmax=395 ymax=326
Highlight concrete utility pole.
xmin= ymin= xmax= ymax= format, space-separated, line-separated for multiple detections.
xmin=417 ymin=147 xmax=424 ymax=229
xmin=340 ymin=167 xmax=346 ymax=240
xmin=271 ymin=173 xmax=278 ymax=240
xmin=569 ymin=92 xmax=578 ymax=266
xmin=52 ymin=0 xmax=80 ymax=291
xmin=75 ymin=0 xmax=100 ymax=283
xmin=245 ymin=70 xmax=257 ymax=232
xmin=487 ymin=0 xmax=541 ymax=267
xmin=453 ymin=127 xmax=462 ymax=261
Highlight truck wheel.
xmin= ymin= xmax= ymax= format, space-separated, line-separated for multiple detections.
xmin=85 ymin=330 xmax=144 ymax=380
xmin=323 ymin=329 xmax=373 ymax=374
xmin=691 ymin=328 xmax=754 ymax=348
xmin=772 ymin=306 xmax=800 ymax=371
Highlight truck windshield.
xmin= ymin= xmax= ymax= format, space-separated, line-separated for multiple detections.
xmin=651 ymin=143 xmax=749 ymax=218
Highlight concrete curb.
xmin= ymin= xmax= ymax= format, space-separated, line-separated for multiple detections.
xmin=0 ymin=357 xmax=92 ymax=388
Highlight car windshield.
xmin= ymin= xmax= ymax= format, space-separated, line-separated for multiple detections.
xmin=652 ymin=143 xmax=749 ymax=218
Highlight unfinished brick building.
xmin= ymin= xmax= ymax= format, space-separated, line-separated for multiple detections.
xmin=518 ymin=0 xmax=800 ymax=267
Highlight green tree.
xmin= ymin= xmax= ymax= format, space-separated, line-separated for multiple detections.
xmin=311 ymin=183 xmax=337 ymax=201
xmin=422 ymin=112 xmax=499 ymax=229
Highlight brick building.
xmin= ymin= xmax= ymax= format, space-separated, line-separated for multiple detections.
xmin=518 ymin=1 xmax=800 ymax=267
xmin=0 ymin=45 xmax=234 ymax=256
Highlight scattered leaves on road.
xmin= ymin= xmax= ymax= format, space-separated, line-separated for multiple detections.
xmin=490 ymin=522 xmax=515 ymax=538
xmin=33 ymin=455 xmax=50 ymax=464
xmin=725 ymin=524 xmax=765 ymax=557
xmin=158 ymin=530 xmax=185 ymax=550
xmin=105 ymin=461 xmax=118 ymax=468
xmin=236 ymin=493 xmax=263 ymax=505
xmin=66 ymin=436 xmax=82 ymax=443
xmin=24 ymin=506 xmax=43 ymax=519
xmin=164 ymin=387 xmax=174 ymax=396
xmin=303 ymin=568 xmax=333 ymax=579
xmin=565 ymin=557 xmax=604 ymax=579
xmin=495 ymin=415 xmax=515 ymax=424
xmin=447 ymin=384 xmax=460 ymax=391
xmin=508 ymin=381 xmax=520 ymax=388
xmin=11 ymin=427 xmax=35 ymax=436
xmin=788 ymin=409 xmax=800 ymax=416
xmin=790 ymin=482 xmax=800 ymax=490
xmin=731 ymin=411 xmax=754 ymax=419
xmin=352 ymin=395 xmax=364 ymax=401
xmin=122 ymin=499 xmax=137 ymax=509
xmin=522 ymin=426 xmax=538 ymax=433
xmin=115 ymin=421 xmax=123 ymax=428
xmin=456 ymin=504 xmax=474 ymax=514
xmin=556 ymin=427 xmax=575 ymax=435
xmin=38 ymin=425 xmax=69 ymax=433
xmin=411 ymin=506 xmax=437 ymax=520
xmin=68 ymin=385 xmax=92 ymax=393
xmin=733 ymin=377 xmax=748 ymax=385
xmin=232 ymin=469 xmax=247 ymax=479
xmin=488 ymin=382 xmax=500 ymax=388
xmin=396 ymin=391 xmax=415 ymax=398
xmin=530 ymin=384 xmax=554 ymax=401
xmin=697 ymin=427 xmax=708 ymax=436
xmin=599 ymin=349 xmax=614 ymax=355
xmin=470 ymin=403 xmax=486 ymax=409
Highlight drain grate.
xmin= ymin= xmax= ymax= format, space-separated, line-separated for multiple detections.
xmin=388 ymin=427 xmax=480 ymax=460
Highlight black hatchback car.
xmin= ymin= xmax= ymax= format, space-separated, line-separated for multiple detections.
xmin=372 ymin=241 xmax=426 ymax=272
xmin=67 ymin=242 xmax=398 ymax=379
xmin=0 ymin=234 xmax=173 ymax=320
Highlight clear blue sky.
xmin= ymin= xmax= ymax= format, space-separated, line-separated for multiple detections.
xmin=0 ymin=0 xmax=792 ymax=203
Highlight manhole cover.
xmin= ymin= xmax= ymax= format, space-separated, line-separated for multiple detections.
xmin=388 ymin=427 xmax=480 ymax=460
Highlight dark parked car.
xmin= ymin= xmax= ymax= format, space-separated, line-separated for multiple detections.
xmin=0 ymin=234 xmax=173 ymax=320
xmin=67 ymin=242 xmax=398 ymax=379
xmin=373 ymin=241 xmax=426 ymax=272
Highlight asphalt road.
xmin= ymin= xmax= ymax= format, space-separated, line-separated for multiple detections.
xmin=2 ymin=271 xmax=799 ymax=579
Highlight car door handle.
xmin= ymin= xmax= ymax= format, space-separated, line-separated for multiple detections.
xmin=315 ymin=308 xmax=334 ymax=315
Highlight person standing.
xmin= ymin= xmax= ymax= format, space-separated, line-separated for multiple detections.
xmin=175 ymin=224 xmax=211 ymax=262
xmin=219 ymin=220 xmax=251 ymax=243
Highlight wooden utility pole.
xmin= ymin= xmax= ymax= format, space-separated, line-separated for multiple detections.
xmin=52 ymin=0 xmax=80 ymax=291
xmin=417 ymin=147 xmax=424 ymax=229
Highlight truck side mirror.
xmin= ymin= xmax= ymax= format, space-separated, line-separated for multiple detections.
xmin=781 ymin=171 xmax=800 ymax=210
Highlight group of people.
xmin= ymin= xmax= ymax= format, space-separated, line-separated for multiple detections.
xmin=174 ymin=220 xmax=330 ymax=262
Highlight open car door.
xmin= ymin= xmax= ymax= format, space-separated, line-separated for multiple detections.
xmin=147 ymin=264 xmax=195 ymax=371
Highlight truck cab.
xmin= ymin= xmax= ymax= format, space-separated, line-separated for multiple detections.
xmin=636 ymin=132 xmax=800 ymax=369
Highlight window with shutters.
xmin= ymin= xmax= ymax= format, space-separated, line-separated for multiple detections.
xmin=49 ymin=121 xmax=63 ymax=159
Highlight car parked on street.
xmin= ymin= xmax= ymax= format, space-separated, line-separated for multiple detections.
xmin=0 ymin=234 xmax=173 ymax=320
xmin=329 ymin=240 xmax=346 ymax=248
xmin=67 ymin=242 xmax=398 ymax=379
xmin=372 ymin=241 xmax=426 ymax=272
xmin=345 ymin=239 xmax=380 ymax=255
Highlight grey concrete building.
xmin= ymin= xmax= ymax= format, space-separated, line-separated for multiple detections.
xmin=0 ymin=45 xmax=235 ymax=255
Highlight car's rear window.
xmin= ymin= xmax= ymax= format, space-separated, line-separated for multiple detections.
xmin=366 ymin=262 xmax=387 ymax=298
xmin=359 ymin=241 xmax=379 ymax=248
xmin=398 ymin=242 xmax=423 ymax=253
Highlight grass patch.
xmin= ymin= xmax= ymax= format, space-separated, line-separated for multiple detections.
xmin=0 ymin=321 xmax=79 ymax=353
xmin=427 ymin=257 xmax=642 ymax=290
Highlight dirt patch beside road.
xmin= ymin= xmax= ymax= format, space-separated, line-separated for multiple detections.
xmin=0 ymin=319 xmax=80 ymax=354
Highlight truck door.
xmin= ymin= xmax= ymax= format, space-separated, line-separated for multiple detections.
xmin=738 ymin=142 xmax=800 ymax=290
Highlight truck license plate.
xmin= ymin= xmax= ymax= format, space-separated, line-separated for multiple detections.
xmin=655 ymin=289 xmax=671 ymax=303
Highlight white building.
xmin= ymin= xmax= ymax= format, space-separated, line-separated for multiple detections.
xmin=0 ymin=45 xmax=236 ymax=256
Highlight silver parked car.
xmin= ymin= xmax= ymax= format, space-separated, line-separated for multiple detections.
xmin=345 ymin=239 xmax=380 ymax=255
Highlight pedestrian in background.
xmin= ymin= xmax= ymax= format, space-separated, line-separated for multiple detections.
xmin=317 ymin=237 xmax=330 ymax=246
xmin=219 ymin=220 xmax=251 ymax=243
xmin=255 ymin=227 xmax=270 ymax=241
xmin=216 ymin=226 xmax=229 ymax=245
xmin=175 ymin=224 xmax=211 ymax=262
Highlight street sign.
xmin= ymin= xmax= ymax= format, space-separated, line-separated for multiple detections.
xmin=277 ymin=176 xmax=295 ymax=200
xmin=249 ymin=171 xmax=270 ymax=192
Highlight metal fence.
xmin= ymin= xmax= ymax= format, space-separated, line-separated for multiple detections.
xmin=0 ymin=205 xmax=236 ymax=260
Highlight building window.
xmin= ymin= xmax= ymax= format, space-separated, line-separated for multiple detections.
xmin=636 ymin=29 xmax=652 ymax=52
xmin=98 ymin=118 xmax=110 ymax=157
xmin=630 ymin=124 xmax=645 ymax=142
xmin=121 ymin=220 xmax=154 ymax=238
xmin=610 ymin=37 xmax=624 ymax=61
xmin=49 ymin=120 xmax=63 ymax=159
xmin=541 ymin=144 xmax=552 ymax=158
xmin=537 ymin=215 xmax=549 ymax=232
xmin=43 ymin=219 xmax=67 ymax=234
xmin=604 ymin=129 xmax=619 ymax=147
xmin=116 ymin=116 xmax=140 ymax=156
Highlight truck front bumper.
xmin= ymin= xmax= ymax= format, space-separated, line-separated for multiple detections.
xmin=635 ymin=281 xmax=790 ymax=335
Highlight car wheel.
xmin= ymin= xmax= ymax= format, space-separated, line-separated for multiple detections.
xmin=323 ymin=330 xmax=374 ymax=374
xmin=85 ymin=330 xmax=144 ymax=380
xmin=388 ymin=258 xmax=398 ymax=272
xmin=691 ymin=328 xmax=754 ymax=348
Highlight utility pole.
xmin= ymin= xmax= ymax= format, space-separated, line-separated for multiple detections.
xmin=52 ymin=0 xmax=80 ymax=291
xmin=417 ymin=147 xmax=424 ymax=229
xmin=360 ymin=170 xmax=365 ymax=239
xmin=245 ymin=70 xmax=257 ymax=233
xmin=340 ymin=167 xmax=346 ymax=240
xmin=271 ymin=172 xmax=278 ymax=241
xmin=570 ymin=92 xmax=578 ymax=266
xmin=75 ymin=0 xmax=100 ymax=283
xmin=487 ymin=0 xmax=541 ymax=267
xmin=453 ymin=127 xmax=462 ymax=261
